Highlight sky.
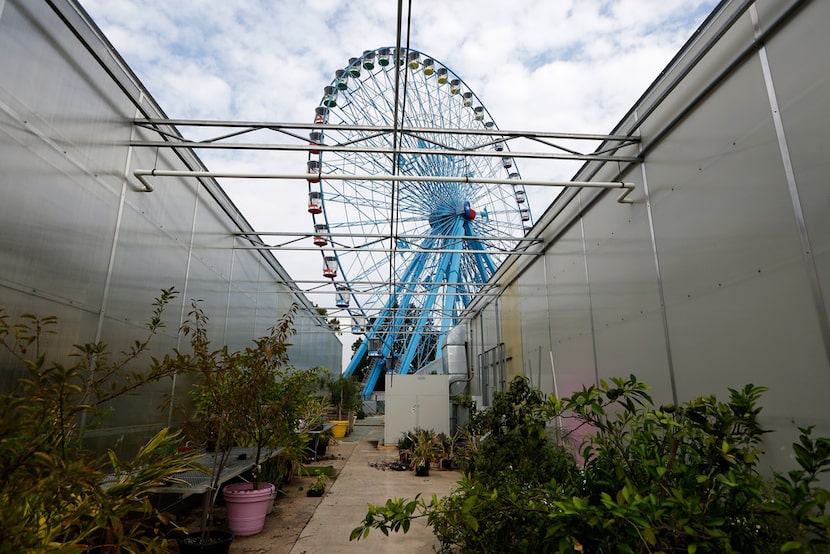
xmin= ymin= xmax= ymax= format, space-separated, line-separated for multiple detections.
xmin=77 ymin=0 xmax=719 ymax=367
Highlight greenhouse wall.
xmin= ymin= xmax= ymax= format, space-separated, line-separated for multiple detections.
xmin=463 ymin=0 xmax=830 ymax=474
xmin=0 ymin=0 xmax=342 ymax=455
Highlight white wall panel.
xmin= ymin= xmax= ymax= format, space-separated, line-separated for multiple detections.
xmin=580 ymin=189 xmax=674 ymax=402
xmin=517 ymin=260 xmax=553 ymax=391
xmin=545 ymin=223 xmax=596 ymax=397
xmin=763 ymin=0 xmax=830 ymax=341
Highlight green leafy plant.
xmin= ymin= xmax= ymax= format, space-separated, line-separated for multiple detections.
xmin=404 ymin=429 xmax=445 ymax=474
xmin=256 ymin=458 xmax=286 ymax=493
xmin=274 ymin=428 xmax=314 ymax=484
xmin=307 ymin=474 xmax=329 ymax=495
xmin=396 ymin=431 xmax=415 ymax=452
xmin=352 ymin=375 xmax=830 ymax=553
xmin=771 ymin=426 xmax=830 ymax=552
xmin=327 ymin=375 xmax=363 ymax=421
xmin=298 ymin=395 xmax=334 ymax=461
xmin=451 ymin=393 xmax=475 ymax=410
xmin=0 ymin=289 xmax=206 ymax=552
xmin=457 ymin=375 xmax=575 ymax=490
xmin=555 ymin=378 xmax=775 ymax=553
xmin=302 ymin=396 xmax=333 ymax=432
xmin=181 ymin=301 xmax=325 ymax=541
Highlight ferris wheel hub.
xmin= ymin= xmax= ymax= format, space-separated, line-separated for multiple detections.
xmin=463 ymin=200 xmax=477 ymax=221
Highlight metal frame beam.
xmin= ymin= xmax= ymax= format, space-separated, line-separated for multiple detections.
xmin=133 ymin=169 xmax=636 ymax=204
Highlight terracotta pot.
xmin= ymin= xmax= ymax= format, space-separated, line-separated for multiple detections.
xmin=223 ymin=482 xmax=275 ymax=536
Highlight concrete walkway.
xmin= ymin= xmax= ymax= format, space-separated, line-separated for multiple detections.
xmin=289 ymin=416 xmax=458 ymax=553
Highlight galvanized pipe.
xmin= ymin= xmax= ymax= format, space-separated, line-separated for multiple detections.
xmin=133 ymin=169 xmax=636 ymax=203
xmin=130 ymin=140 xmax=640 ymax=163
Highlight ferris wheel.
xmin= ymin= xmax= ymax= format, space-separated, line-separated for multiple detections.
xmin=306 ymin=47 xmax=531 ymax=397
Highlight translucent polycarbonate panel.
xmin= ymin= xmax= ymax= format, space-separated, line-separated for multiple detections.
xmin=500 ymin=286 xmax=523 ymax=382
xmin=479 ymin=298 xmax=501 ymax=352
xmin=763 ymin=0 xmax=830 ymax=337
xmin=580 ymin=188 xmax=673 ymax=403
xmin=540 ymin=200 xmax=597 ymax=400
xmin=516 ymin=261 xmax=555 ymax=393
xmin=646 ymin=55 xmax=829 ymax=412
xmin=459 ymin=0 xmax=829 ymax=475
xmin=642 ymin=1 xmax=830 ymax=472
xmin=0 ymin=108 xmax=118 ymax=308
xmin=0 ymin=1 xmax=139 ymax=175
xmin=0 ymin=0 xmax=342 ymax=456
xmin=102 ymin=190 xmax=193 ymax=332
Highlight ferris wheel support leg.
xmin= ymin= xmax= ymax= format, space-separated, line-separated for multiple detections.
xmin=397 ymin=258 xmax=458 ymax=372
xmin=397 ymin=232 xmax=461 ymax=373
xmin=361 ymin=358 xmax=385 ymax=399
xmin=397 ymin=295 xmax=438 ymax=373
xmin=437 ymin=227 xmax=465 ymax=352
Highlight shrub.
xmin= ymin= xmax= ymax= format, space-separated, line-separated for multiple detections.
xmin=179 ymin=300 xmax=326 ymax=539
xmin=352 ymin=375 xmax=830 ymax=553
xmin=326 ymin=375 xmax=363 ymax=420
xmin=0 ymin=289 xmax=204 ymax=552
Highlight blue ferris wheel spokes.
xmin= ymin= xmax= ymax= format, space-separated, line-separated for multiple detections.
xmin=306 ymin=48 xmax=531 ymax=397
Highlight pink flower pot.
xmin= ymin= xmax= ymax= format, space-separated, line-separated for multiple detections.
xmin=223 ymin=482 xmax=275 ymax=536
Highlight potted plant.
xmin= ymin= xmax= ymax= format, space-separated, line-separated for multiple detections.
xmin=177 ymin=300 xmax=247 ymax=549
xmin=224 ymin=353 xmax=325 ymax=536
xmin=440 ymin=432 xmax=460 ymax=470
xmin=302 ymin=396 xmax=332 ymax=432
xmin=306 ymin=474 xmax=329 ymax=497
xmin=326 ymin=376 xmax=362 ymax=439
xmin=301 ymin=396 xmax=333 ymax=460
xmin=180 ymin=302 xmax=324 ymax=541
xmin=405 ymin=429 xmax=444 ymax=477
xmin=396 ymin=432 xmax=415 ymax=467
xmin=272 ymin=429 xmax=311 ymax=486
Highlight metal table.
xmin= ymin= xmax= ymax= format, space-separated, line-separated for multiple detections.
xmin=148 ymin=446 xmax=284 ymax=496
xmin=306 ymin=422 xmax=335 ymax=461
xmin=140 ymin=446 xmax=284 ymax=514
